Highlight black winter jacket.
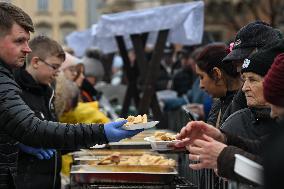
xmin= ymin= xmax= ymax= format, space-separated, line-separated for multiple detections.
xmin=199 ymin=91 xmax=237 ymax=188
xmin=217 ymin=108 xmax=277 ymax=183
xmin=14 ymin=69 xmax=61 ymax=189
xmin=221 ymin=90 xmax=248 ymax=124
xmin=221 ymin=108 xmax=276 ymax=140
xmin=207 ymin=90 xmax=237 ymax=127
xmin=263 ymin=121 xmax=284 ymax=189
xmin=217 ymin=132 xmax=264 ymax=184
xmin=219 ymin=120 xmax=284 ymax=187
xmin=0 ymin=60 xmax=107 ymax=189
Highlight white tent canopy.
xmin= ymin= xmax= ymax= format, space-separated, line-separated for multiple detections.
xmin=66 ymin=1 xmax=204 ymax=56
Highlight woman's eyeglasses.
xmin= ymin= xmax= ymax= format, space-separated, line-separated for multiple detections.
xmin=38 ymin=57 xmax=60 ymax=71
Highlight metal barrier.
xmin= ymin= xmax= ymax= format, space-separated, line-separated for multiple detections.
xmin=165 ymin=108 xmax=261 ymax=189
xmin=165 ymin=108 xmax=228 ymax=189
xmin=185 ymin=161 xmax=228 ymax=189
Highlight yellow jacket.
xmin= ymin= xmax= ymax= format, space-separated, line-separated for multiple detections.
xmin=60 ymin=101 xmax=109 ymax=176
xmin=59 ymin=101 xmax=110 ymax=124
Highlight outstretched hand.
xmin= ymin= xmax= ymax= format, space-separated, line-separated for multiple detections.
xmin=104 ymin=120 xmax=143 ymax=142
xmin=174 ymin=121 xmax=224 ymax=148
xmin=188 ymin=134 xmax=227 ymax=170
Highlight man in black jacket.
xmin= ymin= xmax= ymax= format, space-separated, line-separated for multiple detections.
xmin=14 ymin=36 xmax=65 ymax=189
xmin=0 ymin=3 xmax=141 ymax=188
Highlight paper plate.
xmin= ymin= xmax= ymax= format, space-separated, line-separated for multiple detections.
xmin=122 ymin=121 xmax=159 ymax=130
xmin=144 ymin=136 xmax=179 ymax=151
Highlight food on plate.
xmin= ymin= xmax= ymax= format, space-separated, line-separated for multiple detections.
xmin=95 ymin=153 xmax=176 ymax=166
xmin=116 ymin=114 xmax=147 ymax=126
xmin=154 ymin=131 xmax=176 ymax=141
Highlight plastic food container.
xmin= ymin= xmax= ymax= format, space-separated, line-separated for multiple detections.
xmin=234 ymin=154 xmax=263 ymax=185
xmin=144 ymin=136 xmax=179 ymax=151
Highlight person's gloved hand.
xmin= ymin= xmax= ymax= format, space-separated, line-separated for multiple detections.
xmin=18 ymin=143 xmax=56 ymax=160
xmin=104 ymin=120 xmax=143 ymax=142
xmin=163 ymin=98 xmax=186 ymax=111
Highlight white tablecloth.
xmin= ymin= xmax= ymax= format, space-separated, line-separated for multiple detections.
xmin=67 ymin=1 xmax=204 ymax=55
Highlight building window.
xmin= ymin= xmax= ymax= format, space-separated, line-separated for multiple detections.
xmin=35 ymin=23 xmax=52 ymax=37
xmin=60 ymin=23 xmax=76 ymax=44
xmin=62 ymin=0 xmax=74 ymax=12
xmin=38 ymin=0 xmax=49 ymax=11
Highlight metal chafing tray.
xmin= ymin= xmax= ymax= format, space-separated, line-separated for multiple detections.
xmin=71 ymin=165 xmax=178 ymax=184
xmin=73 ymin=149 xmax=152 ymax=157
xmin=73 ymin=154 xmax=171 ymax=166
xmin=73 ymin=156 xmax=129 ymax=165
xmin=72 ymin=149 xmax=177 ymax=170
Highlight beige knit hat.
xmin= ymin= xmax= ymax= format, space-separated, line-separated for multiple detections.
xmin=59 ymin=52 xmax=82 ymax=71
xmin=81 ymin=56 xmax=105 ymax=80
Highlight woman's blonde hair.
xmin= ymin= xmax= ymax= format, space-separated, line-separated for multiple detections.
xmin=54 ymin=72 xmax=80 ymax=117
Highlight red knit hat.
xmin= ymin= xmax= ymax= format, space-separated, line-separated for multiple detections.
xmin=263 ymin=53 xmax=284 ymax=107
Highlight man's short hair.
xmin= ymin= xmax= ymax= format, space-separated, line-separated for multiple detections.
xmin=0 ymin=2 xmax=34 ymax=36
xmin=27 ymin=36 xmax=66 ymax=64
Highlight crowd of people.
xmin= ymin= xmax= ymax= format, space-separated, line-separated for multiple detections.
xmin=0 ymin=2 xmax=284 ymax=189
xmin=173 ymin=22 xmax=284 ymax=189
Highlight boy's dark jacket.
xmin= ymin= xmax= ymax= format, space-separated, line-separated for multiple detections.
xmin=14 ymin=68 xmax=61 ymax=189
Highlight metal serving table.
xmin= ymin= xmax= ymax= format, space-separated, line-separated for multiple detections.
xmin=70 ymin=176 xmax=197 ymax=189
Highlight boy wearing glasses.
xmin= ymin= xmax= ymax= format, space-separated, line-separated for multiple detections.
xmin=13 ymin=35 xmax=65 ymax=189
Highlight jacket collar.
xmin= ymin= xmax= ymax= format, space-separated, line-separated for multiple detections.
xmin=14 ymin=68 xmax=52 ymax=96
xmin=220 ymin=90 xmax=238 ymax=102
xmin=0 ymin=58 xmax=14 ymax=78
xmin=251 ymin=107 xmax=271 ymax=121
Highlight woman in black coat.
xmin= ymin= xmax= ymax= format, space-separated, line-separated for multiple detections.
xmin=194 ymin=43 xmax=242 ymax=127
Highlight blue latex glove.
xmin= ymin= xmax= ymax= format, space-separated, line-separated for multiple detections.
xmin=104 ymin=120 xmax=143 ymax=142
xmin=163 ymin=97 xmax=186 ymax=111
xmin=18 ymin=143 xmax=56 ymax=160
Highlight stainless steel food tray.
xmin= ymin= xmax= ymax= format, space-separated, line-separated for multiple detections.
xmin=71 ymin=164 xmax=178 ymax=184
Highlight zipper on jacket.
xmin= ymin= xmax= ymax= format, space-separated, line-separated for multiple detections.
xmin=49 ymin=88 xmax=55 ymax=112
xmin=52 ymin=151 xmax=57 ymax=189
xmin=49 ymin=88 xmax=58 ymax=189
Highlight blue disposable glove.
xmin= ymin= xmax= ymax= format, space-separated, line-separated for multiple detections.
xmin=18 ymin=143 xmax=56 ymax=160
xmin=163 ymin=98 xmax=186 ymax=111
xmin=104 ymin=120 xmax=143 ymax=142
